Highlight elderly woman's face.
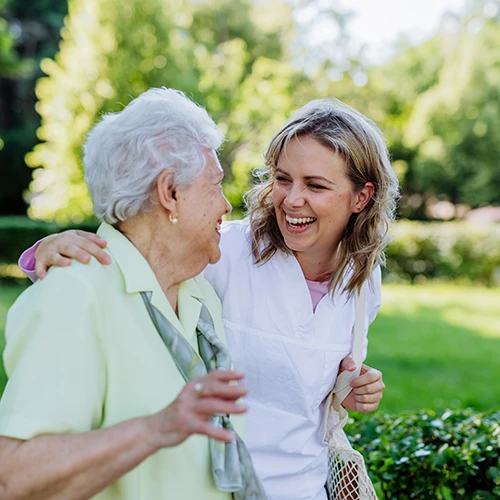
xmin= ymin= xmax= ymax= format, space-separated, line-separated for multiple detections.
xmin=176 ymin=150 xmax=231 ymax=267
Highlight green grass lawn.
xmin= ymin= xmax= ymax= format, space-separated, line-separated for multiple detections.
xmin=1 ymin=282 xmax=499 ymax=413
xmin=366 ymin=284 xmax=500 ymax=413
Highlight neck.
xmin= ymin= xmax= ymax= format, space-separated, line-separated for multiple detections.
xmin=294 ymin=247 xmax=339 ymax=282
xmin=118 ymin=213 xmax=192 ymax=313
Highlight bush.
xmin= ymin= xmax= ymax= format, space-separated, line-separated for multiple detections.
xmin=0 ymin=216 xmax=98 ymax=279
xmin=347 ymin=408 xmax=500 ymax=499
xmin=1 ymin=217 xmax=500 ymax=285
xmin=385 ymin=221 xmax=500 ymax=286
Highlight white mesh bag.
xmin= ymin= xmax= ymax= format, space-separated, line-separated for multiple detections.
xmin=323 ymin=282 xmax=378 ymax=500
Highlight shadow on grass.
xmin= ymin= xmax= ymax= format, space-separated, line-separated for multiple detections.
xmin=367 ymin=304 xmax=500 ymax=413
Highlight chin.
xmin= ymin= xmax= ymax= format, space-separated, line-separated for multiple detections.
xmin=208 ymin=250 xmax=222 ymax=265
xmin=282 ymin=234 xmax=308 ymax=253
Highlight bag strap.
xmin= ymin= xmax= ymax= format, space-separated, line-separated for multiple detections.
xmin=330 ymin=282 xmax=367 ymax=404
xmin=323 ymin=282 xmax=368 ymax=440
xmin=351 ymin=281 xmax=367 ymax=373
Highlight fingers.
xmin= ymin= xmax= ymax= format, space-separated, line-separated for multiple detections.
xmin=185 ymin=370 xmax=247 ymax=419
xmin=188 ymin=371 xmax=247 ymax=401
xmin=338 ymin=357 xmax=357 ymax=373
xmin=352 ymin=385 xmax=383 ymax=413
xmin=194 ymin=398 xmax=247 ymax=417
xmin=192 ymin=421 xmax=235 ymax=443
xmin=350 ymin=365 xmax=384 ymax=391
xmin=35 ymin=251 xmax=71 ymax=280
xmin=71 ymin=232 xmax=111 ymax=265
xmin=353 ymin=401 xmax=381 ymax=414
xmin=342 ymin=390 xmax=383 ymax=413
xmin=157 ymin=370 xmax=247 ymax=447
xmin=205 ymin=369 xmax=245 ymax=384
xmin=59 ymin=237 xmax=111 ymax=265
xmin=74 ymin=230 xmax=108 ymax=248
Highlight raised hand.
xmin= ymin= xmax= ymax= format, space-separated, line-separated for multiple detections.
xmin=147 ymin=369 xmax=247 ymax=448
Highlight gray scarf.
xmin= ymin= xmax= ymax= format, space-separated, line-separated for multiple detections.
xmin=141 ymin=291 xmax=267 ymax=500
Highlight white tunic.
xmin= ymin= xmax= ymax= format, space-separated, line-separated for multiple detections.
xmin=205 ymin=220 xmax=381 ymax=500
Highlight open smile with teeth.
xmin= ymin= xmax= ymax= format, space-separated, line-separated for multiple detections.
xmin=285 ymin=214 xmax=317 ymax=226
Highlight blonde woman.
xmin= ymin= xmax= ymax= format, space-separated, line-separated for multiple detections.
xmin=20 ymin=98 xmax=399 ymax=500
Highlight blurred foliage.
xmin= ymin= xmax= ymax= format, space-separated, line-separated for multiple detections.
xmin=1 ymin=216 xmax=499 ymax=287
xmin=0 ymin=0 xmax=499 ymax=221
xmin=26 ymin=0 xmax=316 ymax=222
xmin=348 ymin=408 xmax=500 ymax=499
xmin=0 ymin=215 xmax=98 ymax=267
xmin=0 ymin=0 xmax=67 ymax=215
xmin=365 ymin=2 xmax=500 ymax=216
xmin=385 ymin=220 xmax=500 ymax=286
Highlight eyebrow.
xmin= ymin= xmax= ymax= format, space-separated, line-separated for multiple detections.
xmin=275 ymin=168 xmax=334 ymax=185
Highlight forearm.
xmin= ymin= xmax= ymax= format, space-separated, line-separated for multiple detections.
xmin=0 ymin=416 xmax=159 ymax=500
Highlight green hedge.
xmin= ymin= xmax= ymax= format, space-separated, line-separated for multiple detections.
xmin=1 ymin=217 xmax=499 ymax=284
xmin=385 ymin=221 xmax=500 ymax=286
xmin=347 ymin=408 xmax=500 ymax=499
xmin=0 ymin=215 xmax=98 ymax=262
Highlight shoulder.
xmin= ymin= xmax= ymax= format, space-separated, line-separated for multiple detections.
xmin=219 ymin=219 xmax=252 ymax=251
xmin=11 ymin=260 xmax=102 ymax=312
xmin=6 ymin=259 xmax=113 ymax=338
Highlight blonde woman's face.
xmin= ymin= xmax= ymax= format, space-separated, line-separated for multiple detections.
xmin=272 ymin=136 xmax=368 ymax=263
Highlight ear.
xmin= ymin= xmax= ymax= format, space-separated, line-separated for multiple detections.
xmin=156 ymin=169 xmax=178 ymax=215
xmin=353 ymin=182 xmax=374 ymax=213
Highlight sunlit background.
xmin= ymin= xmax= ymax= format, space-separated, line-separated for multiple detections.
xmin=0 ymin=1 xmax=499 ymax=495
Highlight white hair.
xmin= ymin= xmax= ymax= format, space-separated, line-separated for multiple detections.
xmin=83 ymin=87 xmax=224 ymax=224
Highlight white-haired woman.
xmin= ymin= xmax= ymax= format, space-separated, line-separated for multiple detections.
xmin=19 ymin=98 xmax=398 ymax=499
xmin=0 ymin=88 xmax=266 ymax=500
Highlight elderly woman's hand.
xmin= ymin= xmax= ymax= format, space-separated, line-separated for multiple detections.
xmin=148 ymin=369 xmax=247 ymax=449
xmin=35 ymin=230 xmax=111 ymax=279
xmin=338 ymin=358 xmax=385 ymax=413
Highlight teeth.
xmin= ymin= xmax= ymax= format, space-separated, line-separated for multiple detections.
xmin=285 ymin=215 xmax=316 ymax=225
xmin=216 ymin=222 xmax=221 ymax=231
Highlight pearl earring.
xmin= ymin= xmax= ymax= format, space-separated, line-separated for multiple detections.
xmin=169 ymin=213 xmax=178 ymax=225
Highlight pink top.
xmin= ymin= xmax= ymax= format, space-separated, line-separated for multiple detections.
xmin=305 ymin=279 xmax=329 ymax=312
xmin=18 ymin=240 xmax=42 ymax=283
xmin=19 ymin=240 xmax=331 ymax=311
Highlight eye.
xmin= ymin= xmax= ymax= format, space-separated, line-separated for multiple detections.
xmin=309 ymin=183 xmax=327 ymax=190
xmin=275 ymin=176 xmax=291 ymax=183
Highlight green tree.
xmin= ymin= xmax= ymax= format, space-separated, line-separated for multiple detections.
xmin=0 ymin=0 xmax=67 ymax=215
xmin=403 ymin=15 xmax=500 ymax=208
xmin=27 ymin=0 xmax=302 ymax=222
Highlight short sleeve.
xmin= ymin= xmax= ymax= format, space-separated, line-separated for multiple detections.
xmin=362 ymin=265 xmax=382 ymax=360
xmin=0 ymin=267 xmax=106 ymax=439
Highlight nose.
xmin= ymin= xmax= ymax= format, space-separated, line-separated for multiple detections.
xmin=285 ymin=183 xmax=306 ymax=208
xmin=223 ymin=194 xmax=232 ymax=215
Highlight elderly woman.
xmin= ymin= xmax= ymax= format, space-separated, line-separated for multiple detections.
xmin=20 ymin=98 xmax=397 ymax=499
xmin=0 ymin=88 xmax=266 ymax=499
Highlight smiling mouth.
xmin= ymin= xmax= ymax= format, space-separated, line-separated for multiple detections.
xmin=285 ymin=214 xmax=317 ymax=228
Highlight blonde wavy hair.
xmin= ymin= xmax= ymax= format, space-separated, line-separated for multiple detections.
xmin=245 ymin=98 xmax=400 ymax=297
